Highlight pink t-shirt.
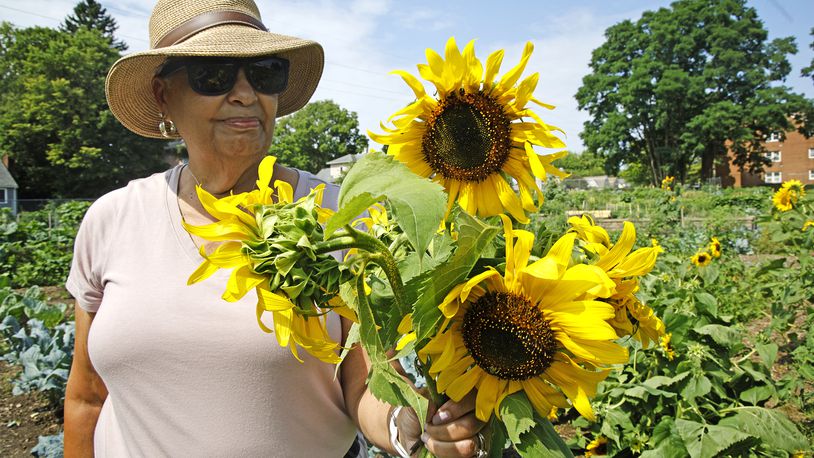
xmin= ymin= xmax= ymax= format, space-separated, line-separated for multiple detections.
xmin=66 ymin=165 xmax=357 ymax=457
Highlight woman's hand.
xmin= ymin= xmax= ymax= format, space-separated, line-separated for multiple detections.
xmin=396 ymin=391 xmax=487 ymax=458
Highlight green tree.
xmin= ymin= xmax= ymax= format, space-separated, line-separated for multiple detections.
xmin=61 ymin=0 xmax=127 ymax=51
xmin=0 ymin=23 xmax=168 ymax=198
xmin=554 ymin=150 xmax=607 ymax=178
xmin=802 ymin=27 xmax=813 ymax=83
xmin=269 ymin=100 xmax=369 ymax=173
xmin=576 ymin=0 xmax=813 ymax=186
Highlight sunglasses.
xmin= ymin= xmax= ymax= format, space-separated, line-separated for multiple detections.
xmin=157 ymin=56 xmax=290 ymax=96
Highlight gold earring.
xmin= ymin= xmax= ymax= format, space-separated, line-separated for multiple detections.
xmin=158 ymin=112 xmax=177 ymax=138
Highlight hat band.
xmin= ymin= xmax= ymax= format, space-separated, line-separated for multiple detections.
xmin=155 ymin=11 xmax=269 ymax=49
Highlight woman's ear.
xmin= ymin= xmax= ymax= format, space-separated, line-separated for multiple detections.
xmin=152 ymin=77 xmax=169 ymax=115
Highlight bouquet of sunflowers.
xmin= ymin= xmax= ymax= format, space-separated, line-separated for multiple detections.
xmin=184 ymin=37 xmax=666 ymax=456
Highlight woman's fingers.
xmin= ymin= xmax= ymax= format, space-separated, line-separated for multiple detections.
xmin=431 ymin=392 xmax=477 ymax=425
xmin=423 ymin=430 xmax=487 ymax=458
xmin=424 ymin=412 xmax=484 ymax=442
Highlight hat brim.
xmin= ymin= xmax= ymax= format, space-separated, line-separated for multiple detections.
xmin=106 ymin=25 xmax=324 ymax=139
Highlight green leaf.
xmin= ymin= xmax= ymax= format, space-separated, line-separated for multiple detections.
xmin=675 ymin=419 xmax=756 ymax=458
xmin=693 ymin=324 xmax=741 ymax=348
xmin=738 ymin=385 xmax=774 ymax=405
xmin=641 ymin=418 xmax=688 ymax=458
xmin=499 ymin=393 xmax=536 ymax=444
xmin=354 ymin=273 xmax=428 ymax=425
xmin=514 ymin=416 xmax=574 ymax=457
xmin=411 ymin=211 xmax=500 ymax=342
xmin=324 ymin=193 xmax=376 ymax=237
xmin=680 ymin=375 xmax=711 ymax=403
xmin=693 ymin=292 xmax=718 ymax=316
xmin=718 ymin=407 xmax=808 ymax=452
xmin=754 ymin=342 xmax=778 ymax=368
xmin=333 ymin=151 xmax=446 ymax=259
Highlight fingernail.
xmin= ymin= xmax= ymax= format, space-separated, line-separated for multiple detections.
xmin=420 ymin=432 xmax=429 ymax=443
xmin=432 ymin=409 xmax=450 ymax=424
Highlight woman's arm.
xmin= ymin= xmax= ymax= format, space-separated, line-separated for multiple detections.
xmin=340 ymin=318 xmax=485 ymax=457
xmin=64 ymin=302 xmax=108 ymax=458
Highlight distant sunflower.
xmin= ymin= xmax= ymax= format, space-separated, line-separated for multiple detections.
xmin=803 ymin=221 xmax=814 ymax=232
xmin=370 ymin=37 xmax=567 ymax=223
xmin=691 ymin=252 xmax=712 ymax=267
xmin=419 ymin=215 xmax=625 ymax=422
xmin=568 ymin=216 xmax=665 ymax=348
xmin=709 ymin=237 xmax=722 ymax=258
xmin=183 ymin=156 xmax=353 ymax=364
xmin=660 ymin=176 xmax=675 ymax=190
xmin=773 ymin=180 xmax=806 ymax=212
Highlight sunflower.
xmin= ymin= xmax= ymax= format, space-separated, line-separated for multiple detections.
xmin=585 ymin=435 xmax=608 ymax=457
xmin=183 ymin=156 xmax=353 ymax=364
xmin=804 ymin=221 xmax=814 ymax=232
xmin=660 ymin=176 xmax=675 ymax=190
xmin=660 ymin=333 xmax=676 ymax=361
xmin=369 ymin=37 xmax=567 ymax=223
xmin=568 ymin=216 xmax=665 ymax=348
xmin=772 ymin=187 xmax=794 ymax=212
xmin=708 ymin=237 xmax=722 ymax=258
xmin=419 ymin=215 xmax=626 ymax=422
xmin=691 ymin=252 xmax=712 ymax=267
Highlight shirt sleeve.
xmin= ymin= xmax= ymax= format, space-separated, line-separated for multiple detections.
xmin=65 ymin=194 xmax=117 ymax=312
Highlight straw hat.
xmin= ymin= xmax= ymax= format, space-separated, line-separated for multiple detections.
xmin=106 ymin=0 xmax=324 ymax=139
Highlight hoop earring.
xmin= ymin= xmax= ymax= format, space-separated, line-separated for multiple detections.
xmin=158 ymin=112 xmax=177 ymax=138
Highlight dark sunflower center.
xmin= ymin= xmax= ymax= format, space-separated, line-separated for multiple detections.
xmin=422 ymin=90 xmax=511 ymax=183
xmin=461 ymin=291 xmax=556 ymax=381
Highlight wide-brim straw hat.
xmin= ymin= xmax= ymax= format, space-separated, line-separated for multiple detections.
xmin=106 ymin=0 xmax=324 ymax=139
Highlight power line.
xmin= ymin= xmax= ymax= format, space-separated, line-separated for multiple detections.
xmin=0 ymin=3 xmax=148 ymax=43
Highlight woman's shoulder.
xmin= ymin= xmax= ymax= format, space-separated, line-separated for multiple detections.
xmin=84 ymin=166 xmax=179 ymax=221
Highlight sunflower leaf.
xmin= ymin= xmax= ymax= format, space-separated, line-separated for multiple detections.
xmin=499 ymin=392 xmax=536 ymax=444
xmin=717 ymin=407 xmax=808 ymax=452
xmin=513 ymin=413 xmax=574 ymax=457
xmin=353 ymin=271 xmax=428 ymax=424
xmin=333 ymin=151 xmax=446 ymax=259
xmin=410 ymin=211 xmax=500 ymax=343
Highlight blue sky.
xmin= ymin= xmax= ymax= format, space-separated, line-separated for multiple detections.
xmin=1 ymin=0 xmax=812 ymax=153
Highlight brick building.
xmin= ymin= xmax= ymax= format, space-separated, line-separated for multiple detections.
xmin=719 ymin=129 xmax=814 ymax=187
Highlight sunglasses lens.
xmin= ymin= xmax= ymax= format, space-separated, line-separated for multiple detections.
xmin=187 ymin=63 xmax=237 ymax=95
xmin=246 ymin=58 xmax=289 ymax=94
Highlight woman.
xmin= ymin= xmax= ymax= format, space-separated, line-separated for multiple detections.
xmin=64 ymin=0 xmax=487 ymax=457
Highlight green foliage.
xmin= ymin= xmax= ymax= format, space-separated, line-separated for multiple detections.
xmin=802 ymin=27 xmax=814 ymax=83
xmin=0 ymin=202 xmax=89 ymax=287
xmin=61 ymin=0 xmax=127 ymax=51
xmin=269 ymin=100 xmax=369 ymax=174
xmin=552 ymin=150 xmax=606 ymax=178
xmin=576 ymin=0 xmax=814 ymax=184
xmin=0 ymin=23 xmax=168 ymax=198
xmin=333 ymin=152 xmax=446 ymax=259
xmin=1 ymin=287 xmax=73 ymax=408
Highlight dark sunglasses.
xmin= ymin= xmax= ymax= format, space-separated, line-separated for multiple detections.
xmin=157 ymin=56 xmax=290 ymax=96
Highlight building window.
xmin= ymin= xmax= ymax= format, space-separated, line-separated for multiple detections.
xmin=809 ymin=148 xmax=814 ymax=159
xmin=764 ymin=172 xmax=782 ymax=184
xmin=765 ymin=151 xmax=781 ymax=162
xmin=767 ymin=132 xmax=782 ymax=142
xmin=0 ymin=189 xmax=6 ymax=204
xmin=810 ymin=170 xmax=814 ymax=181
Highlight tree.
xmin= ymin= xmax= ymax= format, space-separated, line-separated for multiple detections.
xmin=576 ymin=0 xmax=813 ymax=186
xmin=802 ymin=27 xmax=814 ymax=83
xmin=0 ymin=23 xmax=168 ymax=198
xmin=61 ymin=0 xmax=127 ymax=51
xmin=554 ymin=150 xmax=607 ymax=178
xmin=269 ymin=100 xmax=369 ymax=173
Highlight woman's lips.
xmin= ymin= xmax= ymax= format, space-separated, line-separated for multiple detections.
xmin=222 ymin=117 xmax=260 ymax=129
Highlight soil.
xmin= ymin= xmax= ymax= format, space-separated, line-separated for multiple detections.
xmin=1 ymin=285 xmax=69 ymax=457
xmin=0 ymin=361 xmax=61 ymax=457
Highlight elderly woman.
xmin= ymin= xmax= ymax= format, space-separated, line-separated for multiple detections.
xmin=63 ymin=0 xmax=487 ymax=457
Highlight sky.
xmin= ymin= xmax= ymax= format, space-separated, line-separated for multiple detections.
xmin=1 ymin=0 xmax=813 ymax=153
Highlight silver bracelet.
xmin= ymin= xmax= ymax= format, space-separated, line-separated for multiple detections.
xmin=388 ymin=406 xmax=411 ymax=458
